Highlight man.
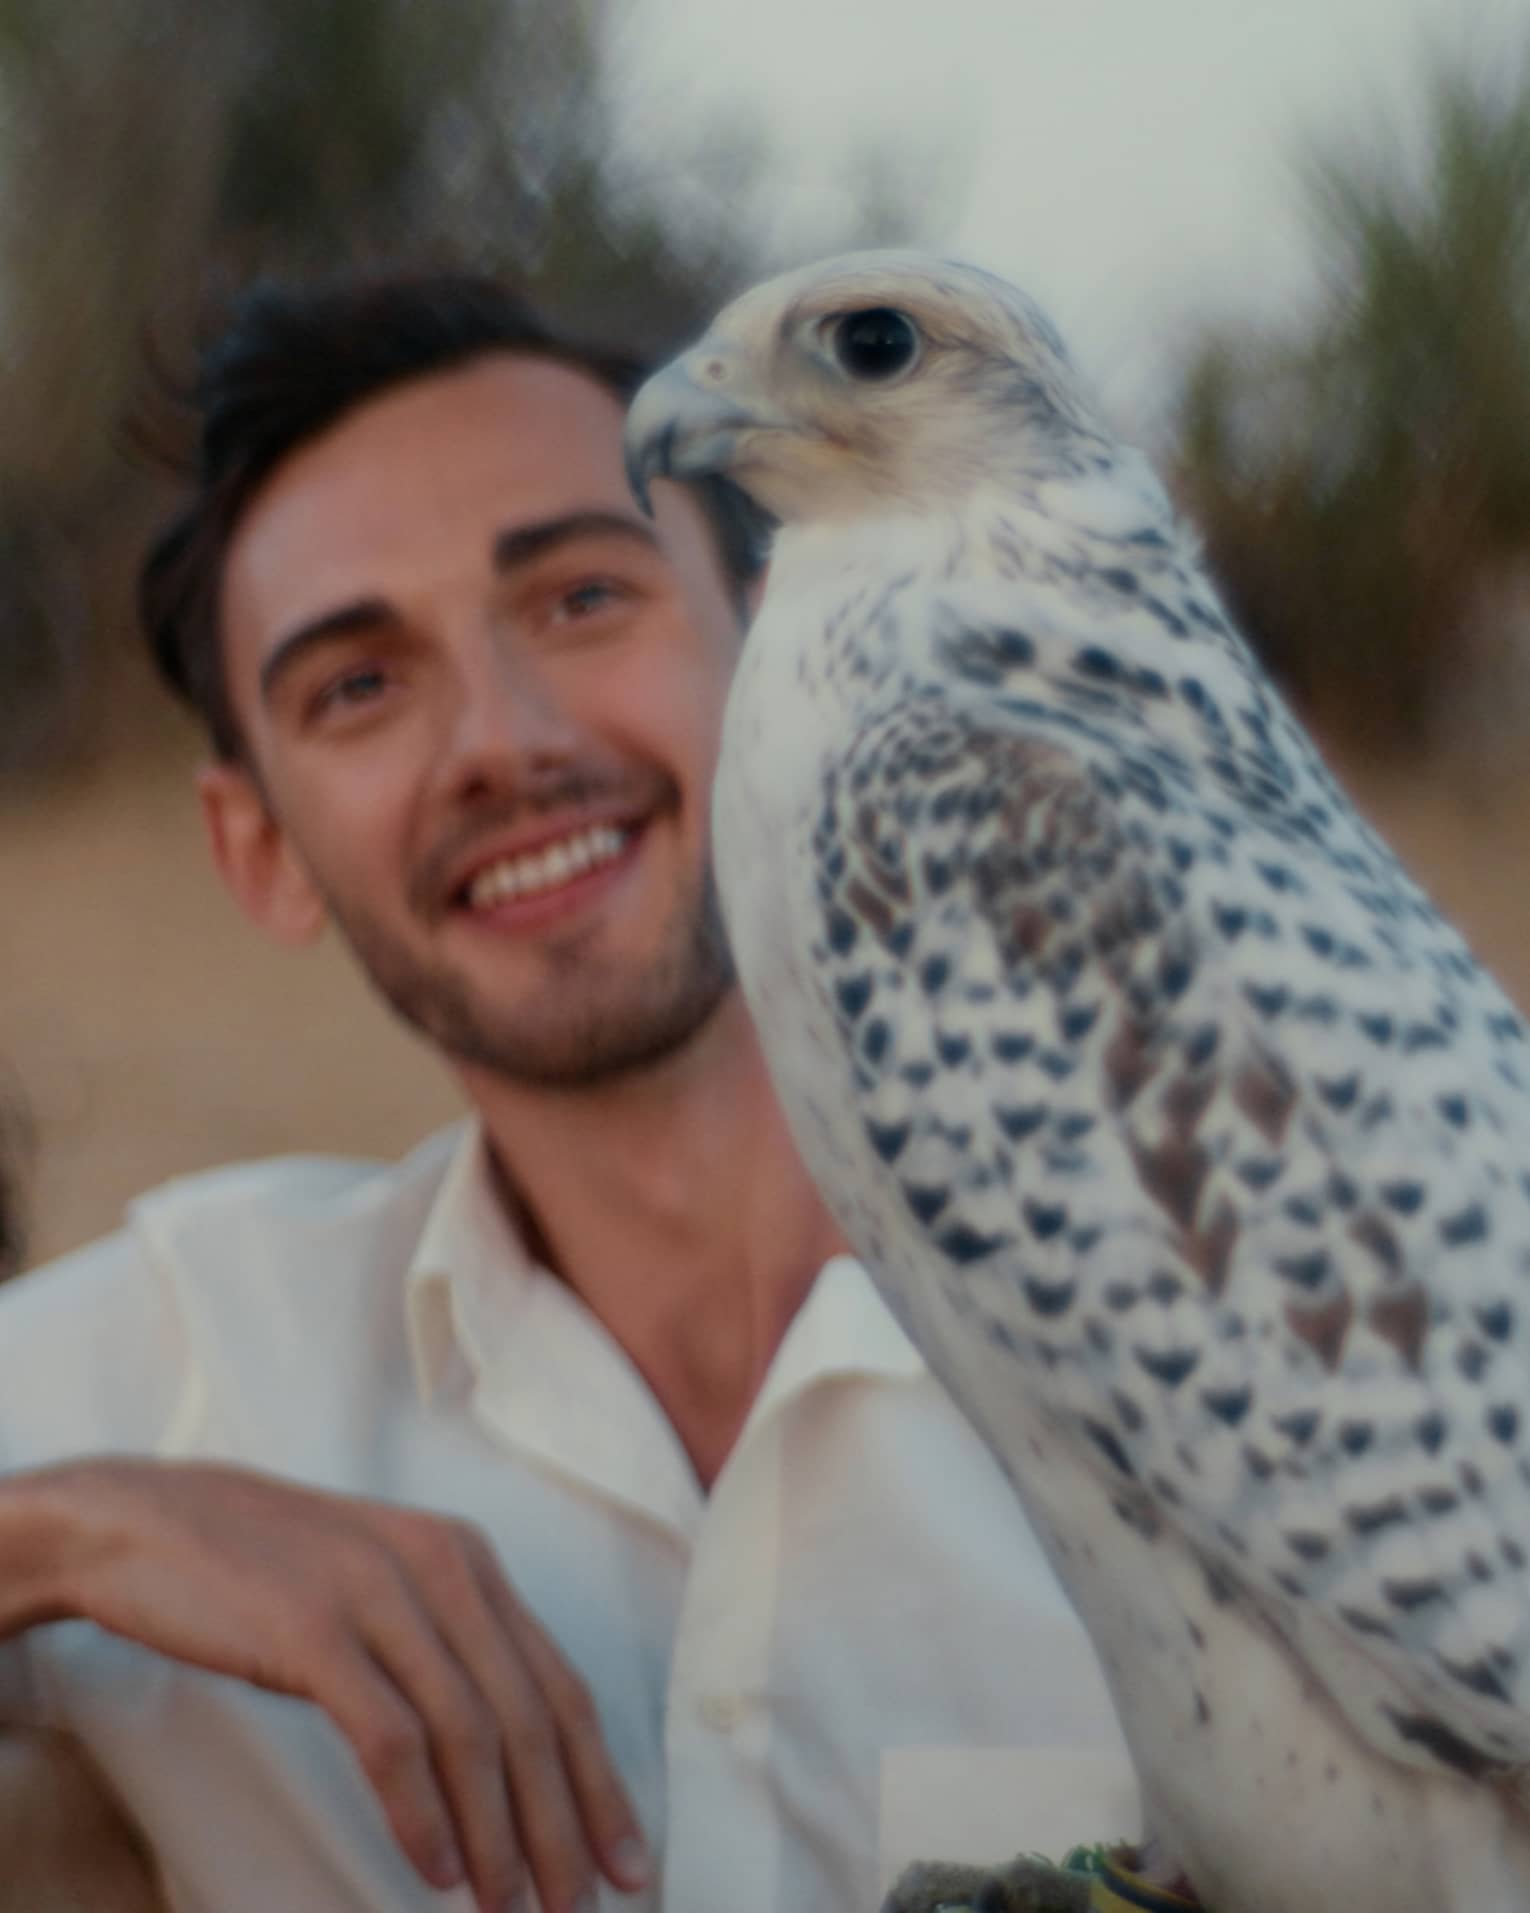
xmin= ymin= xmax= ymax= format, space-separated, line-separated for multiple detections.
xmin=0 ymin=275 xmax=1134 ymax=1913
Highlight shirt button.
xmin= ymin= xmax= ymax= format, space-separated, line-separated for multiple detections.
xmin=696 ymin=1692 xmax=748 ymax=1731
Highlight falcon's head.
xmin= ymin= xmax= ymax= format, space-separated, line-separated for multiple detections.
xmin=625 ymin=251 xmax=1108 ymax=527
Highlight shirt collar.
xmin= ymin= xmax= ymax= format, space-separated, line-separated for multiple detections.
xmin=405 ymin=1119 xmax=532 ymax=1404
xmin=754 ymin=1252 xmax=925 ymax=1415
xmin=406 ymin=1125 xmax=710 ymax=1537
xmin=403 ymin=1118 xmax=929 ymax=1536
xmin=408 ymin=1122 xmax=925 ymax=1392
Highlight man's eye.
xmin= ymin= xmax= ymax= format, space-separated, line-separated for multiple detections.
xmin=311 ymin=665 xmax=389 ymax=716
xmin=557 ymin=580 xmax=623 ymax=619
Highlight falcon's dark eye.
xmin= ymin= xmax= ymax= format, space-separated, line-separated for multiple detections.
xmin=831 ymin=307 xmax=920 ymax=381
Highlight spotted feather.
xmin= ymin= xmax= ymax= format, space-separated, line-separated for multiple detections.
xmin=627 ymin=250 xmax=1530 ymax=1913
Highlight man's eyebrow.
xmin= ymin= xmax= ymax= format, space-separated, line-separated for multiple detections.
xmin=492 ymin=510 xmax=662 ymax=575
xmin=256 ymin=512 xmax=661 ymax=705
xmin=259 ymin=600 xmax=395 ymax=705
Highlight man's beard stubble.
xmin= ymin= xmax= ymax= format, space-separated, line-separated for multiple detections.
xmin=323 ymin=850 xmax=737 ymax=1091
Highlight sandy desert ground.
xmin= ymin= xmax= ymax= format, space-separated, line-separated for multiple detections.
xmin=2 ymin=717 xmax=1528 ymax=1274
xmin=0 ymin=721 xmax=462 ymax=1273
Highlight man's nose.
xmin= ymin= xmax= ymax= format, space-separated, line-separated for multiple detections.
xmin=434 ymin=641 xmax=581 ymax=801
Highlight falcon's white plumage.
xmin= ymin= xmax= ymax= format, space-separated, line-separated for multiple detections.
xmin=625 ymin=253 xmax=1530 ymax=1912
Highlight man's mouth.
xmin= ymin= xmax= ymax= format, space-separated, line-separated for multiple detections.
xmin=461 ymin=822 xmax=632 ymax=912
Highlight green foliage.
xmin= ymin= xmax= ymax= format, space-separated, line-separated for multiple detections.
xmin=1171 ymin=54 xmax=1530 ymax=758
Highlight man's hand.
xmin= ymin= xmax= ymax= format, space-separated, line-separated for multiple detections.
xmin=1 ymin=1459 xmax=650 ymax=1913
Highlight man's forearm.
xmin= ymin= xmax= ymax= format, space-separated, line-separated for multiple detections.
xmin=0 ymin=1456 xmax=651 ymax=1910
xmin=0 ymin=1464 xmax=83 ymax=1638
xmin=0 ymin=1471 xmax=166 ymax=1909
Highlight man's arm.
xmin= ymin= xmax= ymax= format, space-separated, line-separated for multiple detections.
xmin=1 ymin=1223 xmax=650 ymax=1913
xmin=0 ymin=1459 xmax=649 ymax=1913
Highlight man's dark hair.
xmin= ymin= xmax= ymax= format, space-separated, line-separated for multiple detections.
xmin=140 ymin=272 xmax=763 ymax=761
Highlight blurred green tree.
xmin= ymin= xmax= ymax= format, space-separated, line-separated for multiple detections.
xmin=0 ymin=0 xmax=946 ymax=778
xmin=1171 ymin=55 xmax=1530 ymax=761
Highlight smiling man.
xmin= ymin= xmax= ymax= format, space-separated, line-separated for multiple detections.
xmin=0 ymin=275 xmax=1134 ymax=1913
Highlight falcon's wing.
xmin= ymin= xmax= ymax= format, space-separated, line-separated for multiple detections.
xmin=808 ymin=598 xmax=1530 ymax=1776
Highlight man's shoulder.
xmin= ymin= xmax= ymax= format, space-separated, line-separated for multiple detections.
xmin=5 ymin=1122 xmax=466 ymax=1307
xmin=116 ymin=1122 xmax=469 ymax=1343
xmin=0 ymin=1124 xmax=470 ymax=1462
xmin=125 ymin=1123 xmax=465 ymax=1247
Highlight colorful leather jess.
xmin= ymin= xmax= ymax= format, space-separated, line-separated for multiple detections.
xmin=1090 ymin=1852 xmax=1202 ymax=1912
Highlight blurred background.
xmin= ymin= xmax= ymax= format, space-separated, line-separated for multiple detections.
xmin=2 ymin=0 xmax=1529 ymax=1276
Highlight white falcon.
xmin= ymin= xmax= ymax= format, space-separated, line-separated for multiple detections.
xmin=624 ymin=253 xmax=1530 ymax=1913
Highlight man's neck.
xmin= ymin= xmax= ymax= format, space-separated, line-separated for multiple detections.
xmin=455 ymin=995 xmax=847 ymax=1488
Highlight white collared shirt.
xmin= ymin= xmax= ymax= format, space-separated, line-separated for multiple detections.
xmin=0 ymin=1123 xmax=1136 ymax=1911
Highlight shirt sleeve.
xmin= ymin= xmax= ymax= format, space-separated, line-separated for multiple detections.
xmin=0 ymin=1229 xmax=193 ymax=1470
xmin=0 ymin=1232 xmax=194 ymax=1726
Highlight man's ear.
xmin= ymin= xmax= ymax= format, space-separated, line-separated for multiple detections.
xmin=197 ymin=761 xmax=326 ymax=946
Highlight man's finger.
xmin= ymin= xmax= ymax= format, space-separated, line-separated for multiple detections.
xmin=352 ymin=1561 xmax=530 ymax=1912
xmin=417 ymin=1549 xmax=600 ymax=1913
xmin=319 ymin=1639 xmax=468 ymax=1895
xmin=476 ymin=1561 xmax=651 ymax=1893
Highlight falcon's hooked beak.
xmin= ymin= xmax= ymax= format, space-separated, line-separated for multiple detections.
xmin=623 ymin=344 xmax=787 ymax=516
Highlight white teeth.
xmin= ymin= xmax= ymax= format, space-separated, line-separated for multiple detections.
xmin=466 ymin=824 xmax=628 ymax=910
